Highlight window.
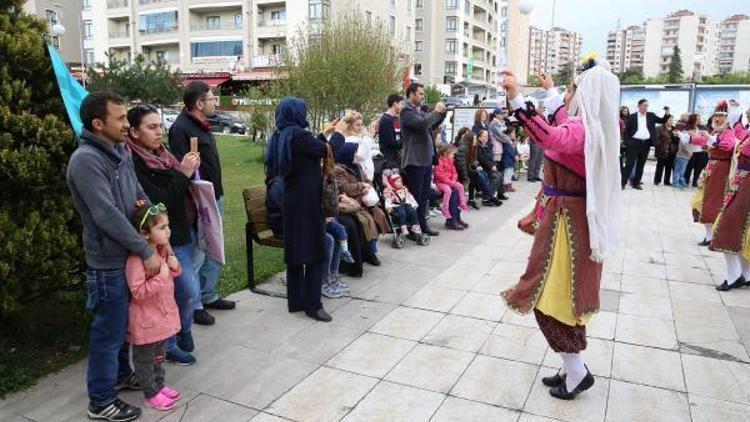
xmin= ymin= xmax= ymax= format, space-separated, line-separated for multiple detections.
xmin=272 ymin=43 xmax=286 ymax=55
xmin=190 ymin=40 xmax=243 ymax=60
xmin=414 ymin=63 xmax=422 ymax=76
xmin=415 ymin=41 xmax=423 ymax=51
xmin=446 ymin=0 xmax=458 ymax=9
xmin=271 ymin=10 xmax=286 ymax=21
xmin=52 ymin=36 xmax=60 ymax=49
xmin=234 ymin=13 xmax=243 ymax=28
xmin=84 ymin=49 xmax=94 ymax=66
xmin=445 ymin=61 xmax=456 ymax=75
xmin=366 ymin=11 xmax=372 ymax=27
xmin=309 ymin=0 xmax=329 ymax=21
xmin=45 ymin=9 xmax=58 ymax=25
xmin=406 ymin=26 xmax=411 ymax=41
xmin=83 ymin=0 xmax=92 ymax=10
xmin=407 ymin=0 xmax=412 ymax=10
xmin=391 ymin=0 xmax=395 ymax=6
xmin=415 ymin=18 xmax=423 ymax=31
xmin=206 ymin=16 xmax=220 ymax=30
xmin=417 ymin=0 xmax=424 ymax=8
xmin=389 ymin=16 xmax=395 ymax=36
xmin=464 ymin=0 xmax=470 ymax=14
xmin=84 ymin=20 xmax=93 ymax=38
xmin=446 ymin=16 xmax=457 ymax=31
xmin=446 ymin=38 xmax=457 ymax=52
xmin=139 ymin=11 xmax=178 ymax=34
xmin=155 ymin=50 xmax=166 ymax=63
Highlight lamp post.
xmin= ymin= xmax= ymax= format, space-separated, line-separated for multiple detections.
xmin=49 ymin=13 xmax=86 ymax=89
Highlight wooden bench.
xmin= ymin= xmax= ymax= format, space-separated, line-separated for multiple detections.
xmin=242 ymin=186 xmax=284 ymax=292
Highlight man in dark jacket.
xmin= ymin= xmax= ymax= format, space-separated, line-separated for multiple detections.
xmin=169 ymin=81 xmax=235 ymax=326
xmin=621 ymin=99 xmax=670 ymax=189
xmin=67 ymin=92 xmax=160 ymax=421
xmin=400 ymin=82 xmax=447 ymax=236
xmin=378 ymin=93 xmax=403 ymax=168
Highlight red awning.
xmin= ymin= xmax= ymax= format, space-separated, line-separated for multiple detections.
xmin=180 ymin=73 xmax=231 ymax=87
xmin=232 ymin=70 xmax=280 ymax=81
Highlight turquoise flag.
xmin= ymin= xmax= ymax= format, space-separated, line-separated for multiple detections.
xmin=47 ymin=44 xmax=88 ymax=137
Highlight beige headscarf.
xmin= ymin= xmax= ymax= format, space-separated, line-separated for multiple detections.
xmin=568 ymin=64 xmax=622 ymax=263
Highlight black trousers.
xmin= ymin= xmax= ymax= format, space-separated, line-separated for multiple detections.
xmin=403 ymin=165 xmax=433 ymax=230
xmin=685 ymin=151 xmax=709 ymax=186
xmin=336 ymin=214 xmax=372 ymax=277
xmin=621 ymin=139 xmax=650 ymax=187
xmin=654 ymin=156 xmax=675 ymax=185
xmin=286 ymin=263 xmax=323 ymax=313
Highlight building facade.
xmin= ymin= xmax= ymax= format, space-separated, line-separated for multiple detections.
xmin=505 ymin=0 xmax=529 ymax=85
xmin=526 ymin=25 xmax=582 ymax=78
xmin=413 ymin=0 xmax=502 ymax=96
xmin=606 ymin=25 xmax=645 ymax=74
xmin=717 ymin=14 xmax=750 ymax=74
xmin=81 ymin=0 xmax=413 ymax=78
xmin=23 ymin=0 xmax=83 ymax=65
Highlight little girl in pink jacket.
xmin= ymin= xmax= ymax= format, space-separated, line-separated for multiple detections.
xmin=125 ymin=201 xmax=182 ymax=411
xmin=433 ymin=144 xmax=470 ymax=229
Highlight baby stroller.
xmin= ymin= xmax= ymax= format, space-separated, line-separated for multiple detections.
xmin=378 ymin=167 xmax=430 ymax=248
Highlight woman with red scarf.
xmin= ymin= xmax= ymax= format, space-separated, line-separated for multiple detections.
xmin=127 ymin=104 xmax=202 ymax=365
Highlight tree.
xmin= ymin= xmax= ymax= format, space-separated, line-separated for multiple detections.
xmin=700 ymin=72 xmax=750 ymax=85
xmin=424 ymin=85 xmax=442 ymax=105
xmin=617 ymin=68 xmax=645 ymax=84
xmin=275 ymin=10 xmax=405 ymax=129
xmin=87 ymin=54 xmax=183 ymax=106
xmin=553 ymin=62 xmax=575 ymax=87
xmin=527 ymin=74 xmax=540 ymax=86
xmin=0 ymin=1 xmax=84 ymax=316
xmin=667 ymin=46 xmax=684 ymax=83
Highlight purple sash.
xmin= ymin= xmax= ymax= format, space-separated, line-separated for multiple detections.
xmin=543 ymin=185 xmax=586 ymax=197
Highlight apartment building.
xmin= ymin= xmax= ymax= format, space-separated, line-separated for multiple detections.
xmin=82 ymin=0 xmax=413 ymax=79
xmin=505 ymin=0 xmax=529 ymax=84
xmin=606 ymin=25 xmax=645 ymax=74
xmin=526 ymin=26 xmax=582 ymax=77
xmin=716 ymin=14 xmax=750 ymax=74
xmin=414 ymin=0 xmax=503 ymax=96
xmin=23 ymin=0 xmax=83 ymax=65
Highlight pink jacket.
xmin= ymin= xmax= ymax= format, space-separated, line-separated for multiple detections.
xmin=516 ymin=105 xmax=586 ymax=177
xmin=125 ymin=245 xmax=181 ymax=345
xmin=433 ymin=155 xmax=458 ymax=184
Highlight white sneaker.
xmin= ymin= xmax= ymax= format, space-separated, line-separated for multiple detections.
xmin=322 ymin=283 xmax=344 ymax=298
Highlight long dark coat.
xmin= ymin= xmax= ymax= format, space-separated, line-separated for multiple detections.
xmin=283 ymin=129 xmax=327 ymax=266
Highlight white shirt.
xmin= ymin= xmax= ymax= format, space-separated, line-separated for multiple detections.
xmin=633 ymin=112 xmax=650 ymax=140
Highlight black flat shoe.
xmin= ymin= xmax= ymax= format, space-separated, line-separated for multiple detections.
xmin=698 ymin=239 xmax=711 ymax=246
xmin=716 ymin=276 xmax=746 ymax=292
xmin=423 ymin=227 xmax=440 ymax=236
xmin=193 ymin=309 xmax=215 ymax=326
xmin=550 ymin=368 xmax=594 ymax=400
xmin=468 ymin=200 xmax=480 ymax=210
xmin=497 ymin=194 xmax=510 ymax=200
xmin=368 ymin=255 xmax=382 ymax=266
xmin=632 ymin=184 xmax=643 ymax=190
xmin=542 ymin=370 xmax=566 ymax=387
xmin=306 ymin=308 xmax=332 ymax=322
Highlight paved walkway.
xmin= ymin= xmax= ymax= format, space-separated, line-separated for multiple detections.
xmin=3 ymin=162 xmax=750 ymax=422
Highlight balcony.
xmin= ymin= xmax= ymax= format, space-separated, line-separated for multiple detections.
xmin=252 ymin=54 xmax=283 ymax=68
xmin=190 ymin=22 xmax=243 ymax=32
xmin=139 ymin=25 xmax=178 ymax=35
xmin=107 ymin=0 xmax=128 ymax=8
xmin=256 ymin=21 xmax=287 ymax=39
xmin=109 ymin=30 xmax=131 ymax=39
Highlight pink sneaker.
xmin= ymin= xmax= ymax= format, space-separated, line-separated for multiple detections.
xmin=144 ymin=391 xmax=176 ymax=411
xmin=160 ymin=386 xmax=181 ymax=401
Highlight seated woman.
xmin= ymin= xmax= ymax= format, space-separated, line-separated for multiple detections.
xmin=334 ymin=142 xmax=386 ymax=267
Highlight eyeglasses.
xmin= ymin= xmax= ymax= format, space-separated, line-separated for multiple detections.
xmin=138 ymin=202 xmax=167 ymax=230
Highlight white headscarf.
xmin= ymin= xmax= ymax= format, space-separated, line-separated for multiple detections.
xmin=568 ymin=64 xmax=622 ymax=263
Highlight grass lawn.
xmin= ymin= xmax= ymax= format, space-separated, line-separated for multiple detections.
xmin=0 ymin=134 xmax=281 ymax=397
xmin=213 ymin=134 xmax=285 ymax=295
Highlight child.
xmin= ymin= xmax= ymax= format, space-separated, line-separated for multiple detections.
xmin=516 ymin=138 xmax=531 ymax=179
xmin=126 ymin=201 xmax=182 ymax=411
xmin=382 ymin=170 xmax=428 ymax=244
xmin=326 ymin=217 xmax=355 ymax=264
xmin=433 ymin=144 xmax=470 ymax=230
xmin=502 ymin=128 xmax=518 ymax=191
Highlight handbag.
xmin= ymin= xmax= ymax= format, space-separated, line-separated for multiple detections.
xmin=322 ymin=143 xmax=339 ymax=217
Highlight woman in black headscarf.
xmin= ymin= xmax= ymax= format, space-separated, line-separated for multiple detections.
xmin=265 ymin=97 xmax=331 ymax=322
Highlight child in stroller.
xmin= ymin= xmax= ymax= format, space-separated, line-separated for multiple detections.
xmin=381 ymin=169 xmax=430 ymax=248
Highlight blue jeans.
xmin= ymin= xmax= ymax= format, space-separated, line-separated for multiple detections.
xmin=322 ymin=233 xmax=341 ymax=281
xmin=673 ymin=157 xmax=689 ymax=187
xmin=193 ymin=196 xmax=225 ymax=306
xmin=326 ymin=219 xmax=348 ymax=243
xmin=167 ymin=234 xmax=199 ymax=352
xmin=448 ymin=190 xmax=460 ymax=221
xmin=85 ymin=268 xmax=131 ymax=406
xmin=476 ymin=170 xmax=494 ymax=198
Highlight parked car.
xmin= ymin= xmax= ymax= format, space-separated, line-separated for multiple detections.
xmin=208 ymin=112 xmax=247 ymax=134
xmin=161 ymin=108 xmax=179 ymax=131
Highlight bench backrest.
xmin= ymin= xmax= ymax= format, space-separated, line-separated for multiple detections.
xmin=242 ymin=186 xmax=282 ymax=245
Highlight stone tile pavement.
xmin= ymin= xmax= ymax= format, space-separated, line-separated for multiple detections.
xmin=3 ymin=162 xmax=750 ymax=421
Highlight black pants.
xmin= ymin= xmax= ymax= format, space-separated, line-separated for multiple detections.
xmin=621 ymin=139 xmax=650 ymax=187
xmin=286 ymin=263 xmax=323 ymax=313
xmin=403 ymin=165 xmax=433 ymax=230
xmin=336 ymin=214 xmax=371 ymax=277
xmin=132 ymin=340 xmax=167 ymax=399
xmin=654 ymin=156 xmax=675 ymax=185
xmin=685 ymin=151 xmax=709 ymax=186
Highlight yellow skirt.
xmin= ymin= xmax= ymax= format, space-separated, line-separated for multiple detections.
xmin=536 ymin=213 xmax=591 ymax=327
xmin=691 ymin=187 xmax=704 ymax=218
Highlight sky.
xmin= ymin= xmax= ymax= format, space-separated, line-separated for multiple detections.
xmin=526 ymin=0 xmax=748 ymax=58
